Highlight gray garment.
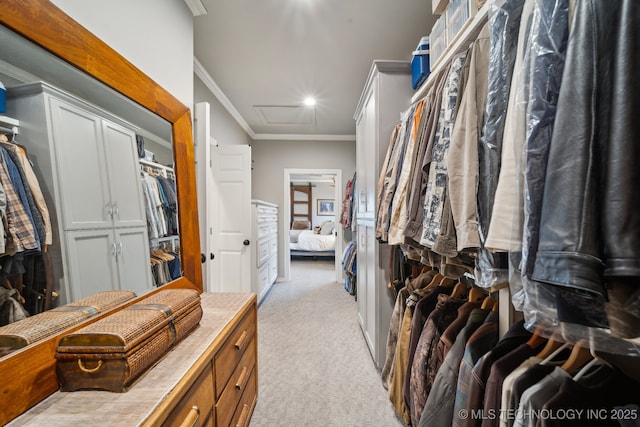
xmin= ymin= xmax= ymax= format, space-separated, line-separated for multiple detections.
xmin=419 ymin=308 xmax=489 ymax=427
xmin=521 ymin=0 xmax=570 ymax=277
xmin=420 ymin=52 xmax=467 ymax=248
xmin=513 ymin=366 xmax=570 ymax=427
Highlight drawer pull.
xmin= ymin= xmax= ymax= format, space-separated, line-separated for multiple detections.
xmin=234 ymin=331 xmax=248 ymax=351
xmin=77 ymin=359 xmax=103 ymax=373
xmin=179 ymin=405 xmax=200 ymax=427
xmin=235 ymin=367 xmax=249 ymax=390
xmin=235 ymin=404 xmax=250 ymax=427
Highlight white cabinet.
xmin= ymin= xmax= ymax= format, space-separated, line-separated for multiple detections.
xmin=65 ymin=227 xmax=152 ymax=299
xmin=6 ymin=82 xmax=152 ymax=303
xmin=48 ymin=97 xmax=146 ymax=230
xmin=353 ymin=61 xmax=413 ymax=369
xmin=251 ymin=200 xmax=278 ymax=304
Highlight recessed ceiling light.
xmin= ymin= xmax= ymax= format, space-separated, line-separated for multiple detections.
xmin=303 ymin=97 xmax=316 ymax=107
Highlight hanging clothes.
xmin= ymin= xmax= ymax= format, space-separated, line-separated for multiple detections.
xmin=530 ymin=0 xmax=640 ymax=336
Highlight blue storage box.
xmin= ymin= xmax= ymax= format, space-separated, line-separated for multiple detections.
xmin=411 ymin=36 xmax=431 ymax=90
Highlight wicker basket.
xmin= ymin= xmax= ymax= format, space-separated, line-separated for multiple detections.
xmin=55 ymin=289 xmax=202 ymax=392
xmin=0 ymin=290 xmax=137 ymax=353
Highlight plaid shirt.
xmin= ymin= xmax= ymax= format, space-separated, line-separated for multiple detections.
xmin=0 ymin=150 xmax=38 ymax=254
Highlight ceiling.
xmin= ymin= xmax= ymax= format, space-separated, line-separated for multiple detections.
xmin=193 ymin=0 xmax=437 ymax=141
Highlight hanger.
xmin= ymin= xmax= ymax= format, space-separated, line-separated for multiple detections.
xmin=423 ymin=272 xmax=444 ymax=290
xmin=536 ymin=332 xmax=568 ymax=361
xmin=481 ymin=295 xmax=495 ymax=310
xmin=450 ymin=282 xmax=467 ymax=299
xmin=468 ymin=287 xmax=484 ymax=303
xmin=561 ymin=340 xmax=593 ymax=374
xmin=439 ymin=276 xmax=456 ymax=287
xmin=526 ymin=326 xmax=547 ymax=350
xmin=573 ymin=344 xmax=612 ymax=381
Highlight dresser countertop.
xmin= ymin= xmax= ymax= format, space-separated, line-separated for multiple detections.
xmin=8 ymin=292 xmax=256 ymax=426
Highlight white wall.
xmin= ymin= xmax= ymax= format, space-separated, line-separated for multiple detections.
xmin=51 ymin=0 xmax=194 ymax=109
xmin=251 ymin=139 xmax=356 ymax=275
xmin=311 ymin=182 xmax=335 ymax=228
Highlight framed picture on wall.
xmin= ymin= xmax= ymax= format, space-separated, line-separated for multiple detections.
xmin=317 ymin=199 xmax=335 ymax=216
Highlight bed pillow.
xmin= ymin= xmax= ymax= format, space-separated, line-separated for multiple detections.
xmin=319 ymin=220 xmax=335 ymax=235
xmin=291 ymin=220 xmax=311 ymax=230
xmin=289 ymin=229 xmax=302 ymax=243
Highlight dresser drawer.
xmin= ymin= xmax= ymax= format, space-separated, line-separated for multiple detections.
xmin=256 ymin=238 xmax=270 ymax=267
xmin=162 ymin=364 xmax=214 ymax=427
xmin=229 ymin=368 xmax=257 ymax=427
xmin=214 ymin=338 xmax=256 ymax=427
xmin=214 ymin=307 xmax=257 ymax=399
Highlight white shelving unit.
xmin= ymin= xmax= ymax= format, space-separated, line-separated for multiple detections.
xmin=411 ymin=2 xmax=490 ymax=104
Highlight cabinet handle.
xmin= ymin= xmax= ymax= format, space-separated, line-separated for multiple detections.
xmin=106 ymin=203 xmax=113 ymax=218
xmin=178 ymin=405 xmax=200 ymax=427
xmin=235 ymin=366 xmax=249 ymax=390
xmin=235 ymin=404 xmax=250 ymax=427
xmin=117 ymin=242 xmax=123 ymax=256
xmin=111 ymin=242 xmax=117 ymax=257
xmin=234 ymin=331 xmax=248 ymax=351
xmin=113 ymin=201 xmax=119 ymax=218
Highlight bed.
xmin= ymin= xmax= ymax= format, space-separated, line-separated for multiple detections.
xmin=289 ymin=220 xmax=336 ymax=258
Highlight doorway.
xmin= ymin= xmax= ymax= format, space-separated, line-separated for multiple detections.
xmin=283 ymin=168 xmax=343 ymax=283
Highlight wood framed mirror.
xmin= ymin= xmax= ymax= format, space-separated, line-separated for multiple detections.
xmin=0 ymin=1 xmax=202 ymax=424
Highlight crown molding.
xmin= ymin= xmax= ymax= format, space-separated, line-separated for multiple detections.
xmin=194 ymin=58 xmax=356 ymax=142
xmin=194 ymin=57 xmax=256 ymax=139
xmin=253 ymin=133 xmax=355 ymax=141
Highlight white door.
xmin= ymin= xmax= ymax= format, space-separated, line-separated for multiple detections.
xmin=211 ymin=144 xmax=252 ymax=293
xmin=195 ymin=102 xmax=214 ymax=290
xmin=194 ymin=102 xmax=253 ymax=293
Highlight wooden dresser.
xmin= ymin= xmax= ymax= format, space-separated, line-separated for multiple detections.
xmin=8 ymin=293 xmax=258 ymax=427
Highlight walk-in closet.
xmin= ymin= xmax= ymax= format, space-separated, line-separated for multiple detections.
xmin=1 ymin=0 xmax=639 ymax=426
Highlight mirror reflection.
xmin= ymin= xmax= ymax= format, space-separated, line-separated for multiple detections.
xmin=0 ymin=23 xmax=181 ymax=354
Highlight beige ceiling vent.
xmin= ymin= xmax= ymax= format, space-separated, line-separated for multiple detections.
xmin=254 ymin=105 xmax=316 ymax=125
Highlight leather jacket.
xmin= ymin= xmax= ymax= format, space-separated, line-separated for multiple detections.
xmin=531 ymin=0 xmax=640 ymax=326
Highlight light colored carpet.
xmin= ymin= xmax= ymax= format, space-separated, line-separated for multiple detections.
xmin=249 ymin=259 xmax=404 ymax=427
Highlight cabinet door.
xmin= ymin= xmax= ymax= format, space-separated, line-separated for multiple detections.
xmin=65 ymin=229 xmax=118 ymax=301
xmin=114 ymin=227 xmax=153 ymax=296
xmin=364 ymin=223 xmax=377 ymax=356
xmin=355 ymin=99 xmax=368 ymax=218
xmin=363 ymin=91 xmax=378 ymax=216
xmin=356 ymin=84 xmax=378 ymax=219
xmin=49 ymin=97 xmax=111 ymax=230
xmin=356 ymin=223 xmax=371 ymax=351
xmin=102 ymin=121 xmax=146 ymax=228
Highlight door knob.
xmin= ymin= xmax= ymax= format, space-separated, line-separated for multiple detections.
xmin=210 ymin=253 xmax=215 ymax=260
xmin=200 ymin=253 xmax=206 ymax=264
xmin=243 ymin=239 xmax=250 ymax=246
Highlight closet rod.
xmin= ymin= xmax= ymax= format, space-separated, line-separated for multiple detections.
xmin=0 ymin=125 xmax=18 ymax=136
xmin=139 ymin=158 xmax=174 ymax=172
